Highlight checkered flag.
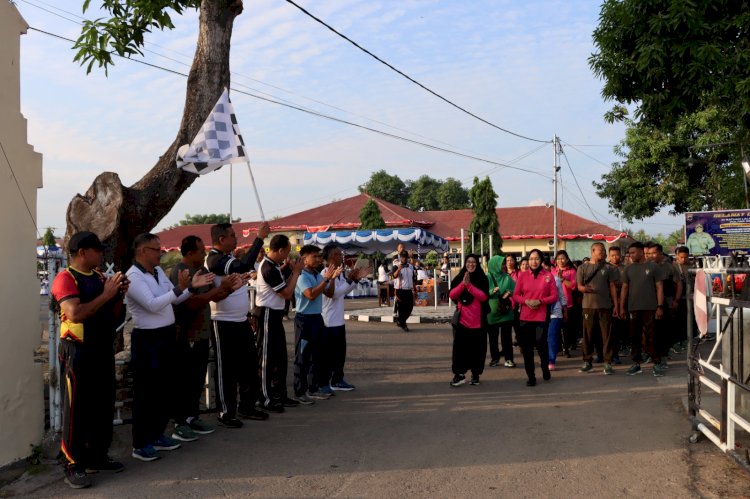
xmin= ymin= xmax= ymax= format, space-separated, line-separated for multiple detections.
xmin=176 ymin=88 xmax=247 ymax=175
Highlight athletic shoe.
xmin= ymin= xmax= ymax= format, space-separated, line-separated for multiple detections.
xmin=64 ymin=466 xmax=91 ymax=489
xmin=85 ymin=457 xmax=124 ymax=473
xmin=626 ymin=364 xmax=642 ymax=376
xmin=172 ymin=424 xmax=199 ymax=442
xmin=542 ymin=370 xmax=551 ymax=381
xmin=603 ymin=363 xmax=613 ymax=375
xmin=642 ymin=354 xmax=651 ymax=364
xmin=548 ymin=363 xmax=556 ymax=371
xmin=612 ymin=356 xmax=622 ymax=365
xmin=469 ymin=376 xmax=480 ymax=386
xmin=504 ymin=360 xmax=516 ymax=368
xmin=653 ymin=365 xmax=666 ymax=377
xmin=217 ymin=414 xmax=244 ymax=428
xmin=489 ymin=360 xmax=499 ymax=367
xmin=659 ymin=360 xmax=669 ymax=369
xmin=450 ymin=374 xmax=466 ymax=387
xmin=296 ymin=394 xmax=315 ymax=405
xmin=526 ymin=378 xmax=536 ymax=387
xmin=257 ymin=402 xmax=284 ymax=414
xmin=188 ymin=418 xmax=215 ymax=435
xmin=308 ymin=391 xmax=331 ymax=400
xmin=579 ymin=362 xmax=593 ymax=373
xmin=153 ymin=435 xmax=181 ymax=451
xmin=131 ymin=445 xmax=160 ymax=462
xmin=281 ymin=397 xmax=300 ymax=407
xmin=238 ymin=407 xmax=270 ymax=420
xmin=318 ymin=385 xmax=336 ymax=396
xmin=331 ymin=380 xmax=356 ymax=391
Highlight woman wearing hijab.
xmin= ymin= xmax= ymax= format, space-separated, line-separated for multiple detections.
xmin=512 ymin=249 xmax=559 ymax=386
xmin=555 ymin=250 xmax=578 ymax=358
xmin=486 ymin=255 xmax=516 ymax=368
xmin=448 ymin=254 xmax=489 ymax=387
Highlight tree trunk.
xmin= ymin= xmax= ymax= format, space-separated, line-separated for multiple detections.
xmin=65 ymin=0 xmax=244 ymax=270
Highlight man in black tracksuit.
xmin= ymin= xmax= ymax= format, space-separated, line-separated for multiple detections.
xmin=206 ymin=222 xmax=270 ymax=427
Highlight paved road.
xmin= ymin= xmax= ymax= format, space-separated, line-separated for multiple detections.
xmin=17 ymin=318 xmax=750 ymax=497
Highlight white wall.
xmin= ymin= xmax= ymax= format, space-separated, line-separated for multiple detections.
xmin=0 ymin=0 xmax=45 ymax=466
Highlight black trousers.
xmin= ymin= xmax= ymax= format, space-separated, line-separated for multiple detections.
xmin=518 ymin=321 xmax=550 ymax=382
xmin=212 ymin=319 xmax=259 ymax=417
xmin=256 ymin=307 xmax=288 ymax=406
xmin=628 ymin=310 xmax=657 ymax=364
xmin=487 ymin=321 xmax=514 ymax=362
xmin=173 ymin=336 xmax=210 ymax=422
xmin=562 ymin=306 xmax=579 ymax=351
xmin=59 ymin=339 xmax=115 ymax=469
xmin=395 ymin=289 xmax=414 ymax=326
xmin=326 ymin=324 xmax=347 ymax=384
xmin=131 ymin=326 xmax=175 ymax=449
xmin=293 ymin=314 xmax=326 ymax=396
xmin=452 ymin=324 xmax=486 ymax=377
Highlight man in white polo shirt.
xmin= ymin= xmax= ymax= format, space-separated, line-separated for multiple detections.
xmin=392 ymin=250 xmax=417 ymax=331
xmin=125 ymin=233 xmax=213 ymax=462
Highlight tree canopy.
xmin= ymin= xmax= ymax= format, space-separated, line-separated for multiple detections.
xmin=589 ymin=0 xmax=750 ymax=220
xmin=178 ymin=213 xmax=240 ymax=226
xmin=360 ymin=171 xmax=469 ymax=211
xmin=42 ymin=227 xmax=58 ymax=248
xmin=468 ymin=176 xmax=502 ymax=255
xmin=359 ymin=198 xmax=387 ymax=230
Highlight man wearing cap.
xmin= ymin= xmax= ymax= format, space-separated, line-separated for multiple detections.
xmin=125 ymin=233 xmax=214 ymax=462
xmin=51 ymin=232 xmax=128 ymax=489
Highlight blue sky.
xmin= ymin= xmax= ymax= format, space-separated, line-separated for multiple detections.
xmin=15 ymin=0 xmax=685 ymax=238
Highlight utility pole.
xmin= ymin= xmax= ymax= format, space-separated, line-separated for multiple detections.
xmin=553 ymin=135 xmax=561 ymax=254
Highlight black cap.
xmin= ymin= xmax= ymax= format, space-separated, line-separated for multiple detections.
xmin=68 ymin=231 xmax=104 ymax=252
xmin=399 ymin=250 xmax=409 ymax=257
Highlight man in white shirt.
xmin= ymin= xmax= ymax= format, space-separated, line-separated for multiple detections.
xmin=125 ymin=233 xmax=213 ymax=462
xmin=321 ymin=244 xmax=369 ymax=391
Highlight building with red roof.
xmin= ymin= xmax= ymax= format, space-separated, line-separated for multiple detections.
xmin=156 ymin=194 xmax=628 ymax=260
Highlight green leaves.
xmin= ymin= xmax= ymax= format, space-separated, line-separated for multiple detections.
xmin=468 ymin=176 xmax=502 ymax=254
xmin=73 ymin=0 xmax=200 ymax=74
xmin=359 ymin=199 xmax=386 ymax=230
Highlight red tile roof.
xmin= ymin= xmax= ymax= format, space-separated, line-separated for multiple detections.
xmin=156 ymin=195 xmax=626 ymax=249
xmin=424 ymin=206 xmax=626 ymax=242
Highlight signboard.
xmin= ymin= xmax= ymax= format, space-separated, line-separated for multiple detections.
xmin=685 ymin=209 xmax=750 ymax=256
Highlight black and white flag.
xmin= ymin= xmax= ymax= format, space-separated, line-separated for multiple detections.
xmin=176 ymin=88 xmax=247 ymax=175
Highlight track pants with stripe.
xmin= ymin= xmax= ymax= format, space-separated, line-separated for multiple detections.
xmin=131 ymin=326 xmax=175 ymax=449
xmin=255 ymin=307 xmax=288 ymax=406
xmin=59 ymin=339 xmax=115 ymax=469
xmin=212 ymin=319 xmax=259 ymax=416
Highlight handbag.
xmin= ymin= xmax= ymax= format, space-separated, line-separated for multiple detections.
xmin=451 ymin=306 xmax=461 ymax=327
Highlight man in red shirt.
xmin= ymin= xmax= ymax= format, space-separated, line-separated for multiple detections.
xmin=51 ymin=232 xmax=128 ymax=489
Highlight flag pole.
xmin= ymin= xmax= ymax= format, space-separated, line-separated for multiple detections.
xmin=246 ymin=160 xmax=266 ymax=221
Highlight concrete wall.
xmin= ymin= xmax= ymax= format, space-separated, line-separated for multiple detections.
xmin=0 ymin=1 xmax=45 ymax=466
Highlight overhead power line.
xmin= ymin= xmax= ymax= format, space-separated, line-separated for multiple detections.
xmin=284 ymin=0 xmax=550 ymax=144
xmin=27 ymin=26 xmax=549 ymax=180
xmin=559 ymin=146 xmax=601 ymax=224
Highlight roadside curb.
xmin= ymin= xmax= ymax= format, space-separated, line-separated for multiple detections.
xmin=344 ymin=313 xmax=451 ymax=324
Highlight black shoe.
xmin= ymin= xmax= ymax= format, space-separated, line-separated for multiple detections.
xmin=281 ymin=397 xmax=300 ymax=408
xmin=401 ymin=324 xmax=410 ymax=332
xmin=85 ymin=457 xmax=124 ymax=473
xmin=217 ymin=415 xmax=244 ymax=428
xmin=563 ymin=349 xmax=571 ymax=358
xmin=64 ymin=466 xmax=91 ymax=489
xmin=257 ymin=402 xmax=284 ymax=414
xmin=469 ymin=376 xmax=480 ymax=385
xmin=450 ymin=374 xmax=466 ymax=387
xmin=489 ymin=360 xmax=499 ymax=367
xmin=526 ymin=378 xmax=537 ymax=387
xmin=542 ymin=370 xmax=551 ymax=381
xmin=238 ymin=408 xmax=269 ymax=421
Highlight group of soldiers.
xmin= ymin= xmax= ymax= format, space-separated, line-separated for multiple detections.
xmin=50 ymin=223 xmax=366 ymax=489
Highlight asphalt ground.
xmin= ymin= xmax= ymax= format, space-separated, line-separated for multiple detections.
xmin=11 ymin=316 xmax=750 ymax=498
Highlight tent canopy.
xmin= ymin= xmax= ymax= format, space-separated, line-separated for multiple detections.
xmin=302 ymin=228 xmax=449 ymax=255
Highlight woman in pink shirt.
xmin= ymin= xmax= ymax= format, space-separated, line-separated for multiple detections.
xmin=555 ymin=250 xmax=578 ymax=358
xmin=448 ymin=254 xmax=489 ymax=387
xmin=512 ymin=249 xmax=559 ymax=386
xmin=505 ymin=256 xmax=519 ymax=282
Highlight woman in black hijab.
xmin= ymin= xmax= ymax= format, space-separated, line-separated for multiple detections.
xmin=448 ymin=254 xmax=490 ymax=386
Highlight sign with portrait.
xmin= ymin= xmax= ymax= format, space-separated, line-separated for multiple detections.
xmin=685 ymin=210 xmax=750 ymax=256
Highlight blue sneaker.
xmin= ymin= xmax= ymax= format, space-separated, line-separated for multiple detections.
xmin=331 ymin=380 xmax=355 ymax=391
xmin=318 ymin=385 xmax=335 ymax=396
xmin=132 ymin=445 xmax=160 ymax=462
xmin=153 ymin=435 xmax=181 ymax=451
